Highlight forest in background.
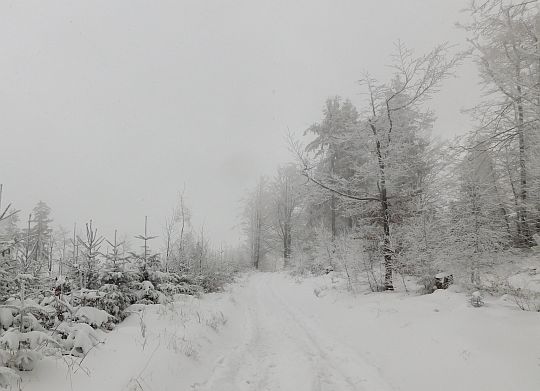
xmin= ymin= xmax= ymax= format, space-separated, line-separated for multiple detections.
xmin=241 ymin=0 xmax=540 ymax=293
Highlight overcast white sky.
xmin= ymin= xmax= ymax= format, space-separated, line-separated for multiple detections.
xmin=0 ymin=0 xmax=481 ymax=247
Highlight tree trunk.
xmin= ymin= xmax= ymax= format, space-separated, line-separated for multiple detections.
xmin=381 ymin=187 xmax=394 ymax=291
xmin=516 ymin=90 xmax=532 ymax=246
xmin=375 ymin=137 xmax=394 ymax=291
xmin=330 ymin=150 xmax=337 ymax=241
xmin=283 ymin=222 xmax=292 ymax=266
xmin=331 ymin=195 xmax=336 ymax=240
xmin=254 ymin=210 xmax=261 ymax=270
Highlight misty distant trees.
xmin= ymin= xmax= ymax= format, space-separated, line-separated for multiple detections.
xmin=160 ymin=192 xmax=241 ymax=275
xmin=242 ymin=166 xmax=305 ymax=270
xmin=31 ymin=201 xmax=53 ymax=275
xmin=0 ymin=199 xmax=54 ymax=278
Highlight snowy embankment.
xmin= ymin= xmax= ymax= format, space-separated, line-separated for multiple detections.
xmin=20 ymin=288 xmax=247 ymax=391
xmin=21 ymin=272 xmax=540 ymax=391
xmin=278 ymin=273 xmax=540 ymax=391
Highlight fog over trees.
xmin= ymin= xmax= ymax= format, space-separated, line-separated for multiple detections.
xmin=1 ymin=1 xmax=540 ymax=390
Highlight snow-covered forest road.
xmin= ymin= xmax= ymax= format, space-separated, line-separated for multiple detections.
xmin=196 ymin=273 xmax=540 ymax=391
xmin=22 ymin=272 xmax=540 ymax=391
xmin=197 ymin=274 xmax=390 ymax=391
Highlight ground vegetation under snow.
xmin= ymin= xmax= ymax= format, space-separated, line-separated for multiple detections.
xmin=3 ymin=271 xmax=537 ymax=391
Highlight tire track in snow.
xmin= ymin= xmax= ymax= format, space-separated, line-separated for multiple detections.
xmin=191 ymin=296 xmax=264 ymax=391
xmin=193 ymin=273 xmax=393 ymax=391
xmin=261 ymin=275 xmax=394 ymax=391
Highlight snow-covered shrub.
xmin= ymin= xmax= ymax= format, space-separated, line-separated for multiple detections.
xmin=0 ymin=277 xmax=18 ymax=304
xmin=507 ymin=288 xmax=540 ymax=312
xmin=137 ymin=290 xmax=167 ymax=305
xmin=147 ymin=270 xmax=175 ymax=285
xmin=74 ymin=306 xmax=114 ymax=329
xmin=0 ymin=275 xmax=64 ymax=375
xmin=194 ymin=271 xmax=233 ymax=293
xmin=74 ymin=289 xmax=125 ymax=325
xmin=0 ymin=330 xmax=58 ymax=351
xmin=157 ymin=282 xmax=198 ymax=296
xmin=2 ymin=285 xmax=55 ymax=335
xmin=294 ymin=225 xmax=334 ymax=276
xmin=92 ymin=284 xmax=134 ymax=321
xmin=0 ymin=330 xmax=23 ymax=351
xmin=0 ymin=366 xmax=20 ymax=389
xmin=100 ymin=269 xmax=134 ymax=286
xmin=290 ymin=250 xmax=327 ymax=276
xmin=30 ymin=300 xmax=58 ymax=330
xmin=147 ymin=271 xmax=202 ymax=295
xmin=417 ymin=275 xmax=437 ymax=294
xmin=11 ymin=349 xmax=42 ymax=371
xmin=53 ymin=275 xmax=72 ymax=296
xmin=80 ymin=272 xmax=138 ymax=322
xmin=13 ymin=312 xmax=47 ymax=333
xmin=331 ymin=234 xmax=369 ymax=292
xmin=483 ymin=274 xmax=540 ymax=312
xmin=75 ymin=289 xmax=103 ymax=307
xmin=92 ymin=269 xmax=142 ymax=321
xmin=19 ymin=331 xmax=58 ymax=349
xmin=0 ymin=329 xmax=61 ymax=371
xmin=129 ymin=280 xmax=168 ymax=305
xmin=57 ymin=322 xmax=102 ymax=357
xmin=0 ymin=350 xmax=9 ymax=367
xmin=0 ymin=310 xmax=13 ymax=331
xmin=141 ymin=280 xmax=154 ymax=291
xmin=38 ymin=293 xmax=74 ymax=326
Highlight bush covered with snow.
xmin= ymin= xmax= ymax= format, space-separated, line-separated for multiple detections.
xmin=0 ymin=263 xmax=210 ymax=383
xmin=57 ymin=322 xmax=102 ymax=357
xmin=95 ymin=284 xmax=135 ymax=320
xmin=0 ymin=366 xmax=20 ymax=389
xmin=74 ymin=306 xmax=114 ymax=329
xmin=193 ymin=271 xmax=234 ymax=293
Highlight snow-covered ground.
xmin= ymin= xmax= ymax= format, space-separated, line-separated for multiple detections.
xmin=20 ymin=272 xmax=540 ymax=391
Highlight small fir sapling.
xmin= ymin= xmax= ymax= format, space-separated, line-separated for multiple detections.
xmin=131 ymin=216 xmax=160 ymax=278
xmin=77 ymin=220 xmax=105 ymax=290
xmin=97 ymin=230 xmax=136 ymax=320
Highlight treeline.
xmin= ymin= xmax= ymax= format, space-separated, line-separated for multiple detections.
xmin=242 ymin=0 xmax=540 ymax=292
xmin=0 ymin=191 xmax=246 ymax=298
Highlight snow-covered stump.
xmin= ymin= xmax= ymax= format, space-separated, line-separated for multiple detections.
xmin=470 ymin=291 xmax=484 ymax=307
xmin=434 ymin=272 xmax=453 ymax=290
